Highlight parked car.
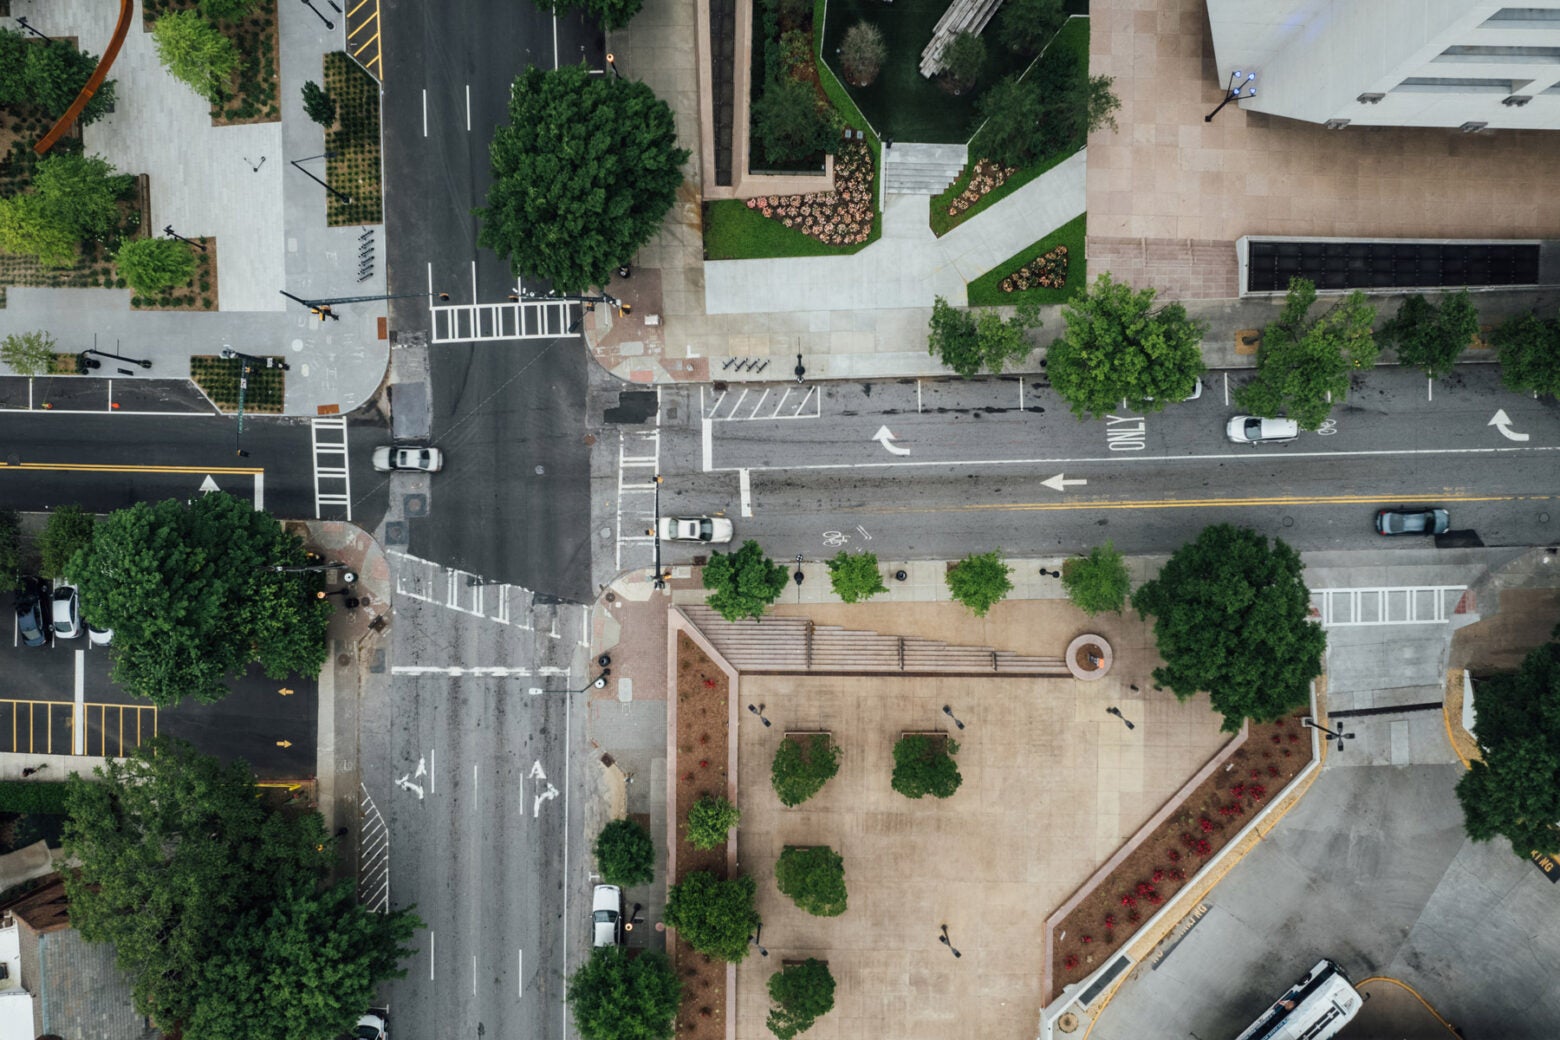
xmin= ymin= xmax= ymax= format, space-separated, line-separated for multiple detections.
xmin=351 ymin=1013 xmax=387 ymax=1040
xmin=658 ymin=516 xmax=734 ymax=543
xmin=592 ymin=884 xmax=623 ymax=947
xmin=87 ymin=623 xmax=114 ymax=647
xmin=1226 ymin=415 xmax=1299 ymax=444
xmin=15 ymin=578 xmax=47 ymax=648
xmin=1375 ymin=507 xmax=1450 ymax=536
xmin=50 ymin=583 xmax=81 ymax=639
xmin=372 ymin=445 xmax=444 ymax=472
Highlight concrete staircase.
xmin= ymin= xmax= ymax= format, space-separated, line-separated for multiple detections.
xmin=881 ymin=143 xmax=969 ymax=196
xmin=679 ymin=606 xmax=1068 ymax=676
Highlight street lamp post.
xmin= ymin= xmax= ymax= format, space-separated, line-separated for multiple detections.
xmin=605 ymin=52 xmax=621 ymax=78
xmin=938 ymin=924 xmax=962 ymax=958
xmin=14 ymin=16 xmax=53 ymax=41
xmin=221 ymin=348 xmax=289 ymax=458
xmin=747 ymin=703 xmax=772 ymax=727
xmin=750 ymin=924 xmax=769 ymax=957
xmin=1105 ymin=706 xmax=1136 ymax=731
xmin=289 ymin=153 xmax=352 ymax=206
xmin=1205 ymin=70 xmax=1256 ymax=122
xmin=279 ymin=289 xmax=448 ymax=321
xmin=164 ymin=225 xmax=208 ymax=252
xmin=649 ymin=474 xmax=668 ymax=590
xmin=1302 ymin=716 xmax=1355 ymax=752
xmin=86 ymin=347 xmax=152 ymax=369
xmin=298 ymin=0 xmax=334 ymax=28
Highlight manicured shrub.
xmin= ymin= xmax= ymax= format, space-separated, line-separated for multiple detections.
xmin=593 ymin=818 xmax=654 ymax=887
xmin=774 ymin=845 xmax=846 ymax=917
xmin=686 ymin=794 xmax=740 ymax=850
xmin=890 ymin=735 xmax=961 ymax=799
xmin=771 ymin=734 xmax=840 ymax=807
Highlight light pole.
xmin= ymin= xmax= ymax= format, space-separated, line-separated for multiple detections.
xmin=605 ymin=52 xmax=621 ymax=78
xmin=289 ymin=153 xmax=352 ymax=206
xmin=298 ymin=0 xmax=334 ymax=29
xmin=649 ymin=474 xmax=667 ymax=590
xmin=750 ymin=924 xmax=769 ymax=957
xmin=938 ymin=924 xmax=962 ymax=958
xmin=516 ymin=286 xmax=631 ymax=317
xmin=1105 ymin=706 xmax=1135 ymax=731
xmin=221 ymin=348 xmax=289 ymax=458
xmin=942 ymin=705 xmax=965 ymax=730
xmin=1206 ymin=70 xmax=1256 ymax=122
xmin=280 ymin=289 xmax=448 ymax=320
xmin=747 ymin=703 xmax=772 ymax=727
xmin=86 ymin=347 xmax=152 ymax=369
xmin=164 ymin=225 xmax=208 ymax=252
xmin=14 ymin=16 xmax=53 ymax=41
xmin=1302 ymin=716 xmax=1354 ymax=752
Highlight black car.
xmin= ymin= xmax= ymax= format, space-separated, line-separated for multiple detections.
xmin=15 ymin=578 xmax=48 ymax=648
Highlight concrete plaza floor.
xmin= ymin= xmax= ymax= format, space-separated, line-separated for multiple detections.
xmin=726 ymin=598 xmax=1231 ymax=1040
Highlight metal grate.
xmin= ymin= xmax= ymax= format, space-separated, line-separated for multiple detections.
xmin=1245 ymin=238 xmax=1539 ymax=293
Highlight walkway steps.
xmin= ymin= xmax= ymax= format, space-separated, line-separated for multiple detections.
xmin=680 ymin=606 xmax=1068 ymax=676
xmin=882 ymin=143 xmax=969 ymax=196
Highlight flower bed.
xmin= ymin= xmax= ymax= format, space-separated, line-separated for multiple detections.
xmin=1047 ymin=713 xmax=1312 ymax=1003
xmin=742 ymin=141 xmax=874 ymax=247
xmin=999 ymin=244 xmax=1068 ymax=294
xmin=945 ymin=158 xmax=1015 ymax=220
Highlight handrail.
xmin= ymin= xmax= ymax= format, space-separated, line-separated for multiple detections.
xmin=35 ymin=0 xmax=135 ymax=155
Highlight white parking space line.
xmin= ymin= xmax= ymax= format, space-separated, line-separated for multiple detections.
xmin=73 ymin=651 xmax=85 ymax=755
xmin=747 ymin=389 xmax=770 ymax=419
xmin=740 ymin=468 xmax=752 ymax=517
xmin=465 ymin=84 xmax=471 ymax=132
xmin=702 ymin=419 xmax=713 ymax=471
xmin=614 ymin=414 xmax=662 ymax=572
xmin=253 ymin=471 xmax=265 ymax=511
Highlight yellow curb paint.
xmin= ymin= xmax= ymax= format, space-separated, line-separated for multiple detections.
xmin=1356 ymin=976 xmax=1463 ymax=1036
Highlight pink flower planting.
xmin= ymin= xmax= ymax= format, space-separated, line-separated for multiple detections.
xmin=744 ymin=142 xmax=876 ymax=247
xmin=946 ymin=158 xmax=1017 ymax=218
xmin=999 ymin=244 xmax=1069 ymax=294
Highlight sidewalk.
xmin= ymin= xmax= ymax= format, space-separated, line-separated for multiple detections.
xmin=0 ymin=0 xmax=389 ymax=417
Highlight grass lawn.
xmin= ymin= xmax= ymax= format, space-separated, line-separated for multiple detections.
xmin=820 ymin=0 xmax=1034 ymax=142
xmin=966 ymin=212 xmax=1087 ymax=307
xmin=930 ymin=17 xmax=1089 ymax=236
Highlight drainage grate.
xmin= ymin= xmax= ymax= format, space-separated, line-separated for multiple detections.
xmin=1246 ymin=238 xmax=1539 ymax=293
xmin=1078 ymin=954 xmax=1133 ymax=1007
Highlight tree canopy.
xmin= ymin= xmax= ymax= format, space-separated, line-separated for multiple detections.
xmin=1 ymin=330 xmax=57 ymax=377
xmin=1132 ymin=525 xmax=1325 ymax=733
xmin=34 ymin=152 xmax=132 ymax=238
xmin=703 ymin=540 xmax=790 ymax=621
xmin=0 ymin=192 xmax=80 ymax=267
xmin=151 ymin=10 xmax=240 ymax=103
xmin=767 ymin=958 xmax=836 ymax=1039
xmin=0 ymin=31 xmax=117 ymax=124
xmin=532 ymin=0 xmax=644 ymax=30
xmin=945 ymin=550 xmax=1012 ymax=617
xmin=594 ymin=818 xmax=656 ymax=888
xmin=664 ymin=871 xmax=760 ymax=962
xmin=69 ymin=492 xmax=332 ymax=706
xmin=686 ymin=794 xmax=741 ymax=851
xmin=1492 ymin=309 xmax=1560 ymax=400
xmin=300 ymin=80 xmax=336 ymax=128
xmin=826 ymin=550 xmax=886 ymax=603
xmin=1378 ymin=290 xmax=1478 ymax=380
xmin=568 ymin=947 xmax=682 ymax=1040
xmin=752 ymin=75 xmax=837 ymax=165
xmin=774 ymin=845 xmax=847 ymax=917
xmin=972 ymin=29 xmax=1116 ymax=168
xmin=1456 ymin=638 xmax=1560 ymax=857
xmin=1050 ymin=273 xmax=1207 ymax=418
xmin=1061 ymin=540 xmax=1130 ymax=616
xmin=891 ymin=734 xmax=962 ymax=799
xmin=116 ymin=236 xmax=199 ymax=295
xmin=927 ymin=296 xmax=1040 ymax=378
xmin=997 ymin=0 xmax=1066 ymax=56
xmin=477 ymin=64 xmax=688 ymax=293
xmin=771 ymin=734 xmax=840 ymax=807
xmin=39 ymin=504 xmax=95 ymax=579
xmin=1235 ymin=277 xmax=1377 ymax=430
xmin=62 ymin=738 xmax=420 ymax=1040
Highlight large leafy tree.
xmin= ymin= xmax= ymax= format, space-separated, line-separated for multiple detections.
xmin=1050 ymin=273 xmax=1206 ymax=419
xmin=39 ymin=504 xmax=95 ymax=579
xmin=686 ymin=794 xmax=740 ymax=851
xmin=1492 ymin=309 xmax=1560 ymax=400
xmin=63 ymin=738 xmax=420 ymax=1040
xmin=1132 ymin=525 xmax=1325 ymax=733
xmin=568 ymin=947 xmax=682 ymax=1040
xmin=1 ymin=330 xmax=57 ymax=377
xmin=774 ymin=845 xmax=847 ymax=917
xmin=0 ymin=193 xmax=79 ymax=267
xmin=0 ymin=32 xmax=118 ymax=124
xmin=477 ymin=64 xmax=688 ymax=293
xmin=972 ymin=34 xmax=1116 ymax=167
xmin=1378 ymin=290 xmax=1478 ymax=380
xmin=533 ymin=0 xmax=643 ymax=30
xmin=0 ymin=510 xmax=19 ymax=589
xmin=826 ymin=550 xmax=886 ymax=603
xmin=34 ymin=152 xmax=132 ymax=239
xmin=1061 ymin=540 xmax=1129 ymax=616
xmin=771 ymin=734 xmax=840 ymax=807
xmin=751 ymin=76 xmax=836 ymax=165
xmin=1456 ymin=638 xmax=1560 ymax=857
xmin=1235 ymin=277 xmax=1377 ymax=430
xmin=664 ymin=871 xmax=760 ymax=962
xmin=767 ymin=958 xmax=836 ymax=1039
xmin=945 ymin=549 xmax=1012 ymax=617
xmin=151 ymin=10 xmax=239 ymax=103
xmin=594 ymin=818 xmax=655 ymax=888
xmin=891 ymin=734 xmax=962 ymax=799
xmin=69 ymin=492 xmax=332 ymax=706
xmin=997 ymin=0 xmax=1066 ymax=56
xmin=116 ymin=236 xmax=199 ymax=295
xmin=703 ymin=540 xmax=789 ymax=622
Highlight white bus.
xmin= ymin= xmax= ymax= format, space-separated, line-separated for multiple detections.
xmin=1233 ymin=959 xmax=1365 ymax=1040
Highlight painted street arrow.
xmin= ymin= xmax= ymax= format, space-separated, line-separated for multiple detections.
xmin=872 ymin=425 xmax=910 ymax=456
xmin=1488 ymin=409 xmax=1529 ymax=442
xmin=1041 ymin=473 xmax=1088 ymax=492
xmin=532 ymin=782 xmax=559 ymax=817
xmin=199 ymin=475 xmax=221 ymax=494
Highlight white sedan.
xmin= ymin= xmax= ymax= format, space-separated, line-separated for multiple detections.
xmin=658 ymin=516 xmax=733 ymax=543
xmin=372 ymin=445 xmax=444 ymax=472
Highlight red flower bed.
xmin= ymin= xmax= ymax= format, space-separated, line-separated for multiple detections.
xmin=744 ymin=141 xmax=875 ymax=247
xmin=999 ymin=244 xmax=1069 ymax=293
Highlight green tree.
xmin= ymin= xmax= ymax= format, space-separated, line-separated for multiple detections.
xmin=39 ymin=504 xmax=95 ymax=580
xmin=477 ymin=64 xmax=688 ymax=293
xmin=997 ymin=0 xmax=1065 ymax=55
xmin=1 ymin=330 xmax=57 ymax=377
xmin=199 ymin=0 xmax=258 ymax=20
xmin=533 ymin=0 xmax=644 ymax=30
xmin=774 ymin=845 xmax=846 ymax=917
xmin=891 ymin=734 xmax=961 ymax=799
xmin=594 ymin=818 xmax=655 ymax=888
xmin=767 ymin=958 xmax=836 ymax=1040
xmin=1379 ymin=291 xmax=1479 ymax=379
xmin=752 ymin=76 xmax=836 ymax=165
xmin=0 ymin=30 xmax=29 ymax=105
xmin=1069 ymin=73 xmax=1121 ymax=135
xmin=34 ymin=152 xmax=132 ymax=239
xmin=568 ymin=947 xmax=682 ymax=1040
xmin=0 ymin=193 xmax=79 ymax=268
xmin=686 ymin=794 xmax=740 ymax=851
xmin=826 ymin=550 xmax=886 ymax=603
xmin=1492 ymin=310 xmax=1560 ymax=400
xmin=63 ymin=738 xmax=420 ymax=1040
xmin=1061 ymin=540 xmax=1129 ymax=616
xmin=23 ymin=38 xmax=117 ymax=123
xmin=771 ymin=734 xmax=840 ymax=807
xmin=300 ymin=80 xmax=336 ymax=128
xmin=1235 ymin=278 xmax=1377 ymax=430
xmin=0 ymin=511 xmax=19 ymax=589
xmin=1132 ymin=524 xmax=1325 ymax=733
xmin=840 ymin=22 xmax=887 ymax=87
xmin=115 ymin=237 xmax=199 ymax=295
xmin=940 ymin=31 xmax=986 ymax=92
xmin=974 ymin=76 xmax=1046 ymax=166
xmin=1456 ymin=639 xmax=1560 ymax=857
xmin=927 ymin=297 xmax=1040 ymax=378
xmin=152 ymin=10 xmax=240 ymax=103
xmin=664 ymin=871 xmax=760 ymax=962
xmin=69 ymin=492 xmax=332 ymax=706
xmin=703 ymin=540 xmax=789 ymax=622
xmin=945 ymin=549 xmax=1012 ymax=617
xmin=1050 ymin=273 xmax=1207 ymax=419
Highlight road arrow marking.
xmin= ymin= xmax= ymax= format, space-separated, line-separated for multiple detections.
xmin=1489 ymin=409 xmax=1530 ymax=442
xmin=275 ymin=739 xmax=292 ymax=748
xmin=1041 ymin=473 xmax=1088 ymax=492
xmin=532 ymin=782 xmax=559 ymax=817
xmin=199 ymin=475 xmax=221 ymax=494
xmin=872 ymin=425 xmax=910 ymax=456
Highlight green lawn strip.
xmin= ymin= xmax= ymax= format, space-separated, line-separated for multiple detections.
xmin=965 ymin=211 xmax=1086 ymax=307
xmin=930 ymin=17 xmax=1090 ymax=237
xmin=0 ymin=781 xmax=69 ymax=815
xmin=812 ymin=0 xmax=883 ymax=249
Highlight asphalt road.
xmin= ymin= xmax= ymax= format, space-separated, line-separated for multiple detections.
xmin=647 ymin=365 xmax=1560 ymax=563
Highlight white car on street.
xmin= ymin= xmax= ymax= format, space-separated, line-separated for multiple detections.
xmin=658 ymin=516 xmax=733 ymax=543
xmin=592 ymin=884 xmax=623 ymax=947
xmin=372 ymin=445 xmax=444 ymax=472
xmin=1226 ymin=416 xmax=1299 ymax=444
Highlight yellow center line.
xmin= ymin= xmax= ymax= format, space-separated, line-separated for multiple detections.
xmin=0 ymin=462 xmax=263 ymax=475
xmin=883 ymin=491 xmax=1555 ymax=515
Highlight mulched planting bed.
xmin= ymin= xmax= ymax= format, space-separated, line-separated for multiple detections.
xmin=672 ymin=631 xmax=732 ymax=1040
xmin=131 ymin=238 xmax=219 ymax=311
xmin=143 ymin=0 xmax=281 ymax=125
xmin=190 ymin=354 xmax=286 ymax=412
xmin=324 ymin=51 xmax=384 ymax=227
xmin=1047 ymin=712 xmax=1312 ymax=1003
xmin=740 ymin=140 xmax=875 ymax=248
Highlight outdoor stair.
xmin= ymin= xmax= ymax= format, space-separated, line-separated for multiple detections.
xmin=920 ymin=0 xmax=1006 ymax=77
xmin=882 ymin=142 xmax=969 ymax=196
xmin=680 ymin=606 xmax=1068 ymax=676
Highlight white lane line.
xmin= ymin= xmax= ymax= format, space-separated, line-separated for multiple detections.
xmin=740 ymin=468 xmax=752 ymax=517
xmin=702 ymin=418 xmax=713 ymax=472
xmin=1019 ymin=379 xmax=1025 ymax=412
xmin=917 ymin=379 xmax=923 ymax=413
xmin=1223 ymin=372 xmax=1229 ymax=406
xmin=470 ymin=260 xmax=477 ymax=302
xmin=429 ymin=931 xmax=435 ymax=980
xmin=580 ymin=605 xmax=591 ymax=647
xmin=473 ymin=953 xmax=477 ymax=996
xmin=473 ymin=762 xmax=478 ymax=798
xmin=73 ymin=650 xmax=85 ymax=755
xmin=793 ymin=387 xmax=816 ymax=417
xmin=562 ymin=662 xmax=573 ymax=1040
xmin=465 ymin=84 xmax=471 ymax=132
xmin=1428 ymin=377 xmax=1434 ymax=402
xmin=421 ymin=88 xmax=427 ymax=137
xmin=771 ymin=388 xmax=791 ymax=418
xmin=427 ymin=261 xmax=433 ymax=298
xmin=519 ymin=949 xmax=523 ymax=998
xmin=253 ymin=471 xmax=264 ymax=511
xmin=431 ymin=747 xmax=436 ymax=794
